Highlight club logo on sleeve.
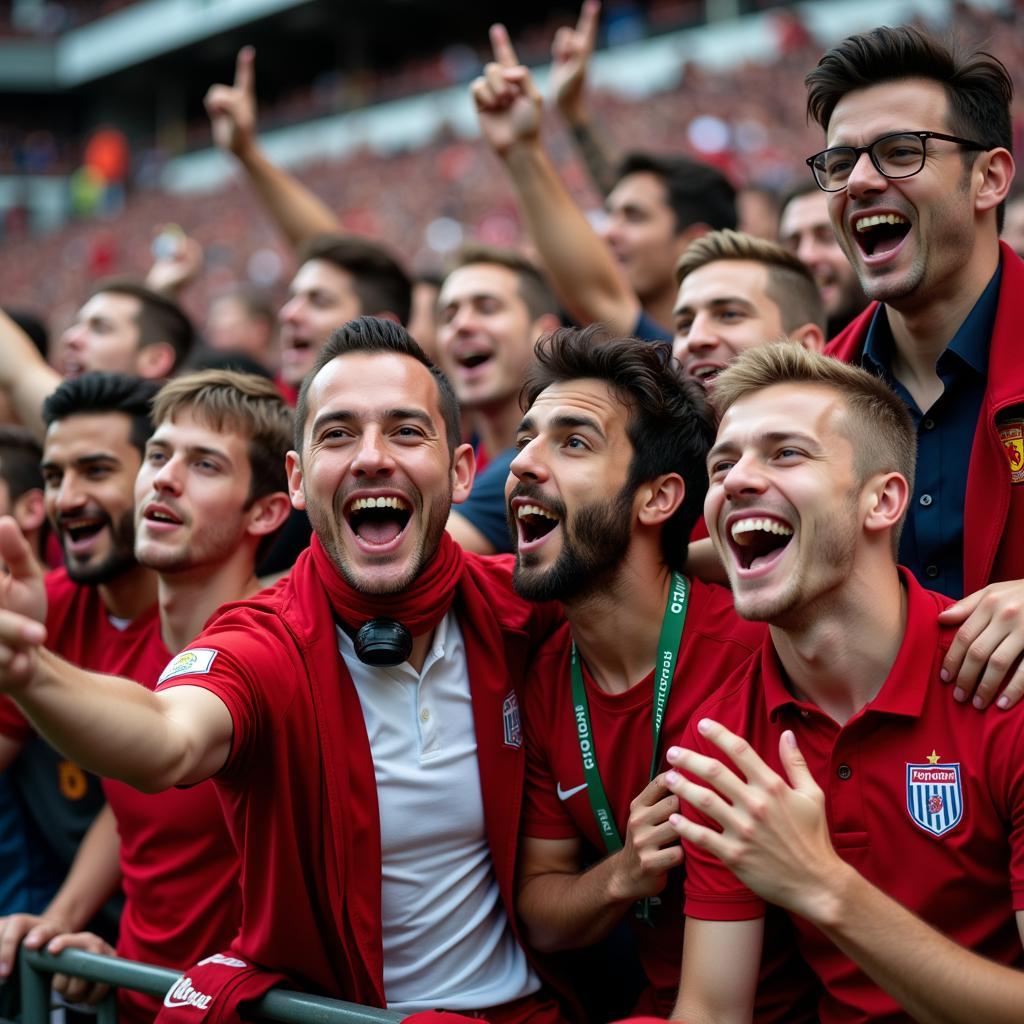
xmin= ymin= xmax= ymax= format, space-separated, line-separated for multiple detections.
xmin=158 ymin=648 xmax=219 ymax=685
xmin=906 ymin=752 xmax=963 ymax=837
xmin=999 ymin=421 xmax=1024 ymax=483
xmin=503 ymin=691 xmax=522 ymax=749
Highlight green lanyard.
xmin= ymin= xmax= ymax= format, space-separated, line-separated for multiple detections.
xmin=570 ymin=572 xmax=690 ymax=923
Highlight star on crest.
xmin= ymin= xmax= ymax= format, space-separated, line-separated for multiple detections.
xmin=926 ymin=750 xmax=941 ymax=764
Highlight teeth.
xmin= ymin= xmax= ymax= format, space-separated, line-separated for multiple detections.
xmin=349 ymin=496 xmax=410 ymax=512
xmin=64 ymin=518 xmax=99 ymax=530
xmin=730 ymin=518 xmax=794 ymax=545
xmin=855 ymin=213 xmax=908 ymax=232
xmin=517 ymin=504 xmax=559 ymax=521
xmin=692 ymin=366 xmax=721 ymax=380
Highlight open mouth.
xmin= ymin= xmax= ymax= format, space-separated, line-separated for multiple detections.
xmin=516 ymin=502 xmax=560 ymax=547
xmin=853 ymin=213 xmax=910 ymax=257
xmin=687 ymin=363 xmax=726 ymax=387
xmin=728 ymin=516 xmax=794 ymax=573
xmin=346 ymin=495 xmax=412 ymax=547
xmin=144 ymin=505 xmax=183 ymax=527
xmin=456 ymin=351 xmax=493 ymax=372
xmin=59 ymin=515 xmax=107 ymax=552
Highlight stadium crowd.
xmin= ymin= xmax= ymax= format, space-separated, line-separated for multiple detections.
xmin=0 ymin=3 xmax=1023 ymax=1024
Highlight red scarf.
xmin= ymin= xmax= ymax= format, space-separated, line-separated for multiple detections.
xmin=309 ymin=530 xmax=465 ymax=637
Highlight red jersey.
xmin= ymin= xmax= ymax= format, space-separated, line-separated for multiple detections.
xmin=522 ymin=579 xmax=816 ymax=1020
xmin=156 ymin=547 xmax=562 ymax=1007
xmin=682 ymin=571 xmax=1024 ymax=1024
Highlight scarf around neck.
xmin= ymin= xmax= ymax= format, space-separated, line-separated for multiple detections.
xmin=309 ymin=530 xmax=465 ymax=638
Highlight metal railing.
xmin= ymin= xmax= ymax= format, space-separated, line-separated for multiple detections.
xmin=18 ymin=949 xmax=404 ymax=1024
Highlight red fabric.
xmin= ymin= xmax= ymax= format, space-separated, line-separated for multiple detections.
xmin=98 ymin=631 xmax=242 ymax=1024
xmin=681 ymin=571 xmax=1024 ymax=1023
xmin=157 ymin=547 xmax=562 ymax=1006
xmin=521 ymin=583 xmax=815 ymax=1021
xmin=827 ymin=242 xmax=1024 ymax=595
xmin=405 ymin=993 xmax=565 ymax=1024
xmin=154 ymin=952 xmax=287 ymax=1024
xmin=310 ymin=530 xmax=463 ymax=635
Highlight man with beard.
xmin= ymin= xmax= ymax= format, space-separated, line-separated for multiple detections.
xmin=438 ymin=245 xmax=561 ymax=555
xmin=0 ymin=374 xmax=161 ymax=972
xmin=0 ymin=318 xmax=566 ymax=1021
xmin=665 ymin=343 xmax=1024 ymax=1023
xmin=509 ymin=328 xmax=817 ymax=1020
xmin=0 ymin=371 xmax=291 ymax=1024
xmin=778 ymin=184 xmax=867 ymax=337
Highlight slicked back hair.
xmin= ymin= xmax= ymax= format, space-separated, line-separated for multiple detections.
xmin=151 ymin=370 xmax=293 ymax=505
xmin=614 ymin=152 xmax=737 ymax=235
xmin=42 ymin=372 xmax=161 ymax=454
xmin=676 ymin=229 xmax=826 ymax=334
xmin=710 ymin=343 xmax=916 ymax=551
xmin=88 ymin=277 xmax=196 ymax=370
xmin=294 ymin=316 xmax=460 ymax=457
xmin=445 ymin=244 xmax=560 ymax=322
xmin=805 ymin=26 xmax=1013 ymax=230
xmin=297 ymin=234 xmax=412 ymax=327
xmin=0 ymin=426 xmax=43 ymax=502
xmin=521 ymin=326 xmax=715 ymax=571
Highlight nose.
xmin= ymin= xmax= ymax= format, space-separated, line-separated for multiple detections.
xmin=279 ymin=295 xmax=304 ymax=327
xmin=60 ymin=322 xmax=86 ymax=351
xmin=721 ymin=451 xmax=769 ymax=500
xmin=54 ymin=472 xmax=87 ymax=513
xmin=151 ymin=454 xmax=184 ymax=495
xmin=510 ymin=436 xmax=549 ymax=484
xmin=845 ymin=149 xmax=888 ymax=200
xmin=351 ymin=429 xmax=395 ymax=477
xmin=677 ymin=312 xmax=721 ymax=360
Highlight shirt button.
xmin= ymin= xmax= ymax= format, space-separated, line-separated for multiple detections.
xmin=922 ymin=417 xmax=935 ymax=430
xmin=837 ymin=763 xmax=852 ymax=781
xmin=919 ymin=493 xmax=933 ymax=507
xmin=420 ymin=708 xmax=430 ymax=722
xmin=925 ymin=565 xmax=940 ymax=579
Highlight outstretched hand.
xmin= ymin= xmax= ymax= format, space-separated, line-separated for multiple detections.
xmin=205 ymin=46 xmax=258 ymax=158
xmin=471 ymin=25 xmax=543 ymax=157
xmin=550 ymin=1 xmax=601 ymax=123
xmin=0 ymin=517 xmax=47 ymax=690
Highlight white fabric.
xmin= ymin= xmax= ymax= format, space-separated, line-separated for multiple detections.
xmin=340 ymin=613 xmax=539 ymax=1012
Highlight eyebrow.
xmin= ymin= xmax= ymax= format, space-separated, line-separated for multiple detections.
xmin=674 ymin=296 xmax=757 ymax=317
xmin=148 ymin=439 xmax=232 ymax=461
xmin=41 ymin=453 xmax=120 ymax=472
xmin=707 ymin=430 xmax=823 ymax=462
xmin=516 ymin=413 xmax=606 ymax=440
xmin=311 ymin=407 xmax=437 ymax=436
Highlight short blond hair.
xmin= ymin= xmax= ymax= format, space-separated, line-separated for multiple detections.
xmin=711 ymin=344 xmax=916 ymax=547
xmin=152 ymin=370 xmax=292 ymax=502
xmin=675 ymin=229 xmax=825 ymax=334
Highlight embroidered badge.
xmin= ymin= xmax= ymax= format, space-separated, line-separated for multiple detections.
xmin=502 ymin=691 xmax=522 ymax=749
xmin=906 ymin=755 xmax=963 ymax=837
xmin=158 ymin=648 xmax=219 ymax=685
xmin=999 ymin=420 xmax=1024 ymax=483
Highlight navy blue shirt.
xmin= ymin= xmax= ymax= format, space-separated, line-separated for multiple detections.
xmin=457 ymin=447 xmax=516 ymax=554
xmin=860 ymin=264 xmax=1001 ymax=598
xmin=633 ymin=310 xmax=672 ymax=343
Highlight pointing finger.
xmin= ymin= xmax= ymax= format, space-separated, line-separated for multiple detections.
xmin=490 ymin=23 xmax=520 ymax=67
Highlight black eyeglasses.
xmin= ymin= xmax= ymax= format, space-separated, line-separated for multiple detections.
xmin=806 ymin=131 xmax=988 ymax=192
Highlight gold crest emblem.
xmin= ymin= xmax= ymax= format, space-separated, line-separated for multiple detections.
xmin=999 ymin=421 xmax=1024 ymax=484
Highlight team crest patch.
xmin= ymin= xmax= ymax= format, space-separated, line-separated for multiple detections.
xmin=158 ymin=648 xmax=219 ymax=685
xmin=999 ymin=421 xmax=1024 ymax=483
xmin=906 ymin=760 xmax=963 ymax=837
xmin=503 ymin=691 xmax=522 ymax=749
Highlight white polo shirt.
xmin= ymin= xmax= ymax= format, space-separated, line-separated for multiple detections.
xmin=339 ymin=613 xmax=539 ymax=1012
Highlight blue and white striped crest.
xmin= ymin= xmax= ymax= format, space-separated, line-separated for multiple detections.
xmin=906 ymin=762 xmax=963 ymax=837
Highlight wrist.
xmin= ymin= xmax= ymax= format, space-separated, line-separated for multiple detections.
xmin=794 ymin=857 xmax=858 ymax=931
xmin=605 ymin=852 xmax=641 ymax=904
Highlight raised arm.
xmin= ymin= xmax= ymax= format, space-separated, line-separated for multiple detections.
xmin=0 ymin=310 xmax=59 ymax=439
xmin=517 ymin=775 xmax=683 ymax=951
xmin=205 ymin=47 xmax=341 ymax=247
xmin=472 ymin=25 xmax=640 ymax=335
xmin=550 ymin=1 xmax=617 ymax=197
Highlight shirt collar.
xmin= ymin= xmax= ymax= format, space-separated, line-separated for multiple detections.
xmin=861 ymin=261 xmax=1002 ymax=379
xmin=764 ymin=569 xmax=937 ymax=723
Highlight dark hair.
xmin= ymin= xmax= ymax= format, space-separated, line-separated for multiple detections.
xmin=294 ymin=316 xmax=461 ymax=456
xmin=778 ymin=180 xmax=821 ymax=218
xmin=446 ymin=244 xmax=560 ymax=321
xmin=0 ymin=426 xmax=43 ymax=501
xmin=210 ymin=285 xmax=278 ymax=329
xmin=296 ymin=234 xmax=412 ymax=327
xmin=42 ymin=373 xmax=161 ymax=454
xmin=521 ymin=327 xmax=715 ymax=570
xmin=806 ymin=26 xmax=1013 ymax=230
xmin=88 ymin=277 xmax=196 ymax=370
xmin=614 ymin=152 xmax=738 ymax=235
xmin=183 ymin=347 xmax=275 ymax=381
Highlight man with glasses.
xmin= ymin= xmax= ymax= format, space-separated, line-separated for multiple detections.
xmin=804 ymin=26 xmax=1024 ymax=713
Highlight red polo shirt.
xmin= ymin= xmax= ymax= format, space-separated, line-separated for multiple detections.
xmin=681 ymin=571 xmax=1024 ymax=1024
xmin=522 ymin=580 xmax=817 ymax=1020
